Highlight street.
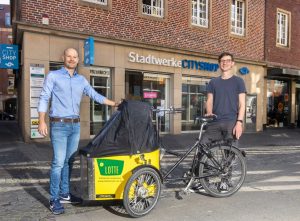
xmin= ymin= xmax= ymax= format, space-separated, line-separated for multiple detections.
xmin=55 ymin=146 xmax=300 ymax=221
xmin=1 ymin=121 xmax=300 ymax=220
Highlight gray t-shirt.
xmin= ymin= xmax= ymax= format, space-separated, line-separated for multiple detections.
xmin=207 ymin=75 xmax=246 ymax=122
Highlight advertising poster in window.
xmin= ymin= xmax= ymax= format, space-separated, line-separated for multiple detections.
xmin=30 ymin=64 xmax=45 ymax=139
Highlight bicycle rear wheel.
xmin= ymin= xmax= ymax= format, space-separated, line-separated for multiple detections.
xmin=198 ymin=144 xmax=246 ymax=197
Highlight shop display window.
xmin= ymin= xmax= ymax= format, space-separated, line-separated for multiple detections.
xmin=181 ymin=76 xmax=209 ymax=131
xmin=90 ymin=67 xmax=112 ymax=136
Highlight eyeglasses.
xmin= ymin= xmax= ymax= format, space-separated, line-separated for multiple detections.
xmin=220 ymin=59 xmax=232 ymax=63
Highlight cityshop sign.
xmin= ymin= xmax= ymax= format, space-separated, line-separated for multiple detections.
xmin=0 ymin=44 xmax=19 ymax=69
xmin=128 ymin=51 xmax=218 ymax=72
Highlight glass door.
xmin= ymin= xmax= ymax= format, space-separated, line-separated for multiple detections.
xmin=90 ymin=67 xmax=111 ymax=136
xmin=125 ymin=71 xmax=170 ymax=132
xmin=266 ymin=79 xmax=290 ymax=127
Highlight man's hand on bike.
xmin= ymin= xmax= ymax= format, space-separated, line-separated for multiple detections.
xmin=233 ymin=121 xmax=243 ymax=139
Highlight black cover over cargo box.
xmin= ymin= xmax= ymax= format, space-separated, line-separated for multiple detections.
xmin=80 ymin=100 xmax=158 ymax=157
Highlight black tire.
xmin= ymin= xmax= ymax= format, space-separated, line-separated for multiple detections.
xmin=199 ymin=145 xmax=246 ymax=197
xmin=123 ymin=167 xmax=161 ymax=218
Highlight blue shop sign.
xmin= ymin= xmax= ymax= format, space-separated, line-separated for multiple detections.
xmin=182 ymin=59 xmax=219 ymax=72
xmin=239 ymin=67 xmax=250 ymax=75
xmin=84 ymin=37 xmax=95 ymax=66
xmin=0 ymin=44 xmax=19 ymax=69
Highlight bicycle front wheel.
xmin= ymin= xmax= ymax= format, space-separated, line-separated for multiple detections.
xmin=199 ymin=145 xmax=246 ymax=197
xmin=123 ymin=167 xmax=161 ymax=218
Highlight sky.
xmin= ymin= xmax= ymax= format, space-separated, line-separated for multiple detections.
xmin=0 ymin=0 xmax=9 ymax=5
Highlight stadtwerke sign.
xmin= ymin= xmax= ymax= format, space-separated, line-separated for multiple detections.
xmin=128 ymin=52 xmax=219 ymax=72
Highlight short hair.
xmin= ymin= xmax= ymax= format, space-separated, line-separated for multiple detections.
xmin=63 ymin=48 xmax=78 ymax=56
xmin=218 ymin=52 xmax=234 ymax=63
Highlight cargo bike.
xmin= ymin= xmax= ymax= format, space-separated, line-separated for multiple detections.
xmin=79 ymin=100 xmax=247 ymax=218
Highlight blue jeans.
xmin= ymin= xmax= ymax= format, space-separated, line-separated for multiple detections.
xmin=49 ymin=121 xmax=80 ymax=201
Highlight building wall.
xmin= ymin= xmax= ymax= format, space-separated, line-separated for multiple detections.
xmin=19 ymin=0 xmax=265 ymax=61
xmin=265 ymin=0 xmax=300 ymax=69
xmin=21 ymin=32 xmax=265 ymax=141
xmin=0 ymin=4 xmax=13 ymax=111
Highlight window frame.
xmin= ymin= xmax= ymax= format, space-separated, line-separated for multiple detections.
xmin=276 ymin=9 xmax=291 ymax=48
xmin=77 ymin=0 xmax=112 ymax=10
xmin=191 ymin=0 xmax=210 ymax=29
xmin=139 ymin=0 xmax=168 ymax=21
xmin=230 ymin=0 xmax=246 ymax=37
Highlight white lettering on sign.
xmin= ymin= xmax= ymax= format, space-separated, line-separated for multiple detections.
xmin=1 ymin=48 xmax=17 ymax=60
xmin=128 ymin=52 xmax=182 ymax=68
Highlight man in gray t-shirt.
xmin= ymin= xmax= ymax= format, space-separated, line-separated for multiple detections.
xmin=201 ymin=52 xmax=246 ymax=144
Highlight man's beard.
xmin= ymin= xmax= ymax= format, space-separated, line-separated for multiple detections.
xmin=65 ymin=63 xmax=77 ymax=69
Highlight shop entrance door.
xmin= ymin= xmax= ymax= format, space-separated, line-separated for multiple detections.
xmin=266 ymin=79 xmax=290 ymax=127
xmin=125 ymin=71 xmax=170 ymax=132
xmin=90 ymin=67 xmax=111 ymax=136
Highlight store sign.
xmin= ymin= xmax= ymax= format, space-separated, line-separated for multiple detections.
xmin=181 ymin=59 xmax=219 ymax=72
xmin=143 ymin=91 xmax=158 ymax=99
xmin=84 ymin=37 xmax=94 ymax=66
xmin=239 ymin=67 xmax=250 ymax=75
xmin=128 ymin=52 xmax=219 ymax=72
xmin=0 ymin=44 xmax=19 ymax=69
xmin=128 ymin=52 xmax=181 ymax=67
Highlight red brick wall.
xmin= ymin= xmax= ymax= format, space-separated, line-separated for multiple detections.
xmin=265 ymin=0 xmax=300 ymax=69
xmin=0 ymin=4 xmax=12 ymax=95
xmin=20 ymin=0 xmax=265 ymax=61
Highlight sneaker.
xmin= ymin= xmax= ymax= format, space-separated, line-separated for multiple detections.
xmin=190 ymin=182 xmax=203 ymax=192
xmin=50 ymin=199 xmax=64 ymax=215
xmin=60 ymin=193 xmax=82 ymax=204
xmin=218 ymin=182 xmax=229 ymax=192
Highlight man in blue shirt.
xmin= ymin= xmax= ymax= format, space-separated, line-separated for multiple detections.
xmin=202 ymin=52 xmax=246 ymax=143
xmin=38 ymin=48 xmax=118 ymax=215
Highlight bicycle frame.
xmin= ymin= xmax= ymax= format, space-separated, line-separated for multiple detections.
xmin=153 ymin=107 xmax=224 ymax=184
xmin=161 ymin=121 xmax=225 ymax=184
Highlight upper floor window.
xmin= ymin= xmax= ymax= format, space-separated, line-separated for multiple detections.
xmin=5 ymin=13 xmax=11 ymax=27
xmin=81 ymin=0 xmax=107 ymax=5
xmin=191 ymin=0 xmax=209 ymax=28
xmin=231 ymin=0 xmax=245 ymax=36
xmin=78 ymin=0 xmax=111 ymax=10
xmin=277 ymin=10 xmax=290 ymax=47
xmin=142 ymin=0 xmax=164 ymax=18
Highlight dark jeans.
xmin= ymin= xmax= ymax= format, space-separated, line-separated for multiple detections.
xmin=201 ymin=121 xmax=237 ymax=145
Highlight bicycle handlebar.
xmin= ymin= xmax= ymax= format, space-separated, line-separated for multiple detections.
xmin=152 ymin=106 xmax=185 ymax=113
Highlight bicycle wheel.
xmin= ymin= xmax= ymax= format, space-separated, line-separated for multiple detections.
xmin=198 ymin=144 xmax=246 ymax=197
xmin=123 ymin=167 xmax=161 ymax=218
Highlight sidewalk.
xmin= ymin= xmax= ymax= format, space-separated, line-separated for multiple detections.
xmin=0 ymin=121 xmax=299 ymax=220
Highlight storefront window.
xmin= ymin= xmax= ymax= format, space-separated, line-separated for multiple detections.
xmin=181 ymin=76 xmax=209 ymax=131
xmin=245 ymin=94 xmax=257 ymax=131
xmin=90 ymin=67 xmax=112 ymax=135
xmin=125 ymin=71 xmax=170 ymax=132
xmin=267 ymin=79 xmax=290 ymax=127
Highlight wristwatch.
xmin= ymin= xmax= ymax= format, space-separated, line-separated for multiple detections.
xmin=236 ymin=119 xmax=243 ymax=124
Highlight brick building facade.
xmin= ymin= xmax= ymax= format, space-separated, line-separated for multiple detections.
xmin=11 ymin=0 xmax=266 ymax=141
xmin=265 ymin=0 xmax=300 ymax=128
xmin=0 ymin=4 xmax=15 ymax=114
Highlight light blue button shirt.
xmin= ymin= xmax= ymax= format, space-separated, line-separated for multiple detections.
xmin=38 ymin=67 xmax=106 ymax=118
